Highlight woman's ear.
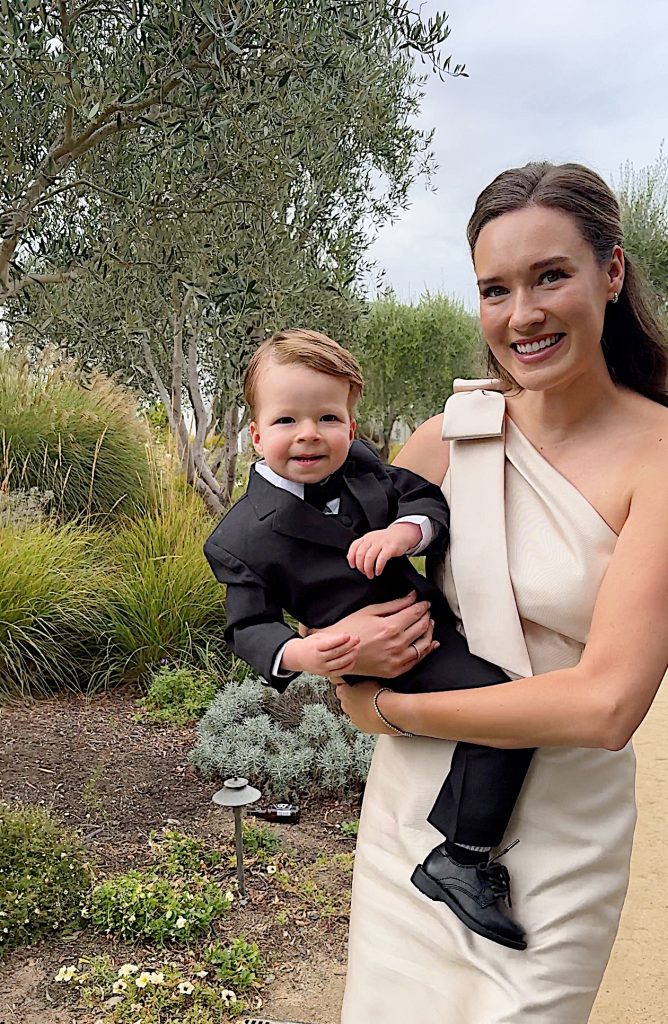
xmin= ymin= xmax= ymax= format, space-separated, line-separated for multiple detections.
xmin=608 ymin=244 xmax=625 ymax=299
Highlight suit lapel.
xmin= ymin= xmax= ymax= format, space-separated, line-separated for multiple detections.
xmin=342 ymin=465 xmax=389 ymax=532
xmin=247 ymin=464 xmax=357 ymax=550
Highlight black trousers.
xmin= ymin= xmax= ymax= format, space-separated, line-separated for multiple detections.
xmin=349 ymin=608 xmax=534 ymax=848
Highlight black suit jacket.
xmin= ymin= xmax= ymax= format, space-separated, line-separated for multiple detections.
xmin=204 ymin=440 xmax=453 ymax=690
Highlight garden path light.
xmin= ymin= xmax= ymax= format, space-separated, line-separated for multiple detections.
xmin=212 ymin=777 xmax=261 ymax=897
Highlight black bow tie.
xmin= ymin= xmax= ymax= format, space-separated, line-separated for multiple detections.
xmin=303 ymin=465 xmax=346 ymax=511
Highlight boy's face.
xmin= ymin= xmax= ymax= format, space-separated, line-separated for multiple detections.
xmin=250 ymin=360 xmax=355 ymax=484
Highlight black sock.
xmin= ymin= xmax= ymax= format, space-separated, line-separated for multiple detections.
xmin=444 ymin=840 xmax=489 ymax=866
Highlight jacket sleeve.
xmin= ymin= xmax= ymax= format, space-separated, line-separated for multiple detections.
xmin=385 ymin=463 xmax=450 ymax=546
xmin=203 ymin=539 xmax=300 ymax=693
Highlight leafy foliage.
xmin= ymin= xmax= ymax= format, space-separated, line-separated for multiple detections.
xmin=241 ymin=821 xmax=282 ymax=863
xmin=59 ymin=953 xmax=254 ymax=1021
xmin=191 ymin=674 xmax=375 ymax=799
xmin=86 ymin=830 xmax=234 ymax=945
xmin=0 ymin=351 xmax=153 ymax=520
xmin=1 ymin=0 xmax=464 ymax=512
xmin=618 ymin=148 xmax=668 ymax=313
xmin=0 ymin=803 xmax=92 ymax=956
xmin=138 ymin=665 xmax=219 ymax=725
xmin=203 ymin=936 xmax=263 ymax=991
xmin=354 ymin=291 xmax=484 ymax=457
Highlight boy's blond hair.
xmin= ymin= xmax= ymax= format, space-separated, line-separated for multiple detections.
xmin=243 ymin=329 xmax=364 ymax=416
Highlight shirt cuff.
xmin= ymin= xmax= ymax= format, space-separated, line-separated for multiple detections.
xmin=272 ymin=641 xmax=295 ymax=678
xmin=394 ymin=515 xmax=433 ymax=555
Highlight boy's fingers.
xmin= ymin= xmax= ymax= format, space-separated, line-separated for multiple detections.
xmin=324 ymin=637 xmax=360 ymax=662
xmin=317 ymin=633 xmax=350 ymax=651
xmin=328 ymin=652 xmax=358 ymax=672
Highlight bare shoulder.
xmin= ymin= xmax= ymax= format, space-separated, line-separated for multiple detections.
xmin=630 ymin=397 xmax=668 ymax=490
xmin=391 ymin=413 xmax=450 ymax=485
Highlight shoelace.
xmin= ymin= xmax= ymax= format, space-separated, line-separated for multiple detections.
xmin=479 ymin=838 xmax=519 ymax=908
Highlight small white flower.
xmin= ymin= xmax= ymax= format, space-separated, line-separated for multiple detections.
xmin=118 ymin=963 xmax=139 ymax=977
xmin=194 ymin=969 xmax=208 ymax=978
xmin=148 ymin=971 xmax=165 ymax=985
xmin=55 ymin=965 xmax=78 ymax=983
xmin=175 ymin=916 xmax=187 ymax=929
xmin=165 ymin=910 xmax=173 ymax=919
xmin=135 ymin=972 xmax=152 ymax=988
xmin=266 ymin=864 xmax=277 ymax=875
xmin=224 ymin=889 xmax=235 ymax=901
xmin=220 ymin=988 xmax=237 ymax=1006
xmin=177 ymin=981 xmax=194 ymax=995
xmin=112 ymin=980 xmax=127 ymax=994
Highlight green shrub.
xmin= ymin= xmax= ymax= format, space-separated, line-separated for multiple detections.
xmin=149 ymin=829 xmax=222 ymax=874
xmin=0 ymin=352 xmax=154 ymax=520
xmin=86 ymin=830 xmax=233 ymax=945
xmin=0 ymin=803 xmax=92 ymax=955
xmin=92 ymin=485 xmax=229 ymax=687
xmin=138 ymin=665 xmax=219 ymax=724
xmin=191 ymin=675 xmax=375 ymax=799
xmin=203 ymin=936 xmax=263 ymax=991
xmin=241 ymin=821 xmax=281 ymax=863
xmin=339 ymin=819 xmax=360 ymax=838
xmin=0 ymin=520 xmax=104 ymax=696
xmin=58 ymin=954 xmax=253 ymax=1021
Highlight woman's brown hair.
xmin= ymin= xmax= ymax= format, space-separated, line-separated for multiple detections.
xmin=467 ymin=161 xmax=668 ymax=406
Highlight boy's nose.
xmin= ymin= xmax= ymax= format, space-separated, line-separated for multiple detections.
xmin=296 ymin=419 xmax=320 ymax=441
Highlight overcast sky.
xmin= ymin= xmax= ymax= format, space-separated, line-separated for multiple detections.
xmin=367 ymin=0 xmax=668 ymax=310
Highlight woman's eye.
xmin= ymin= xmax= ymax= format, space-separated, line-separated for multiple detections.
xmin=540 ymin=269 xmax=567 ymax=285
xmin=481 ymin=285 xmax=507 ymax=299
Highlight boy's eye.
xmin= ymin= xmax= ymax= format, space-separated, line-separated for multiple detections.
xmin=320 ymin=414 xmax=340 ymax=422
xmin=274 ymin=417 xmax=295 ymax=425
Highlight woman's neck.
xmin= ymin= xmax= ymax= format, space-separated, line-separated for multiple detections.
xmin=506 ymin=366 xmax=622 ymax=448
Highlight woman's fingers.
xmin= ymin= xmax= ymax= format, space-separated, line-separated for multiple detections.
xmin=365 ymin=591 xmax=418 ymax=616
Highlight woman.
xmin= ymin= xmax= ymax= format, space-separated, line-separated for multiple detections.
xmin=330 ymin=162 xmax=668 ymax=1023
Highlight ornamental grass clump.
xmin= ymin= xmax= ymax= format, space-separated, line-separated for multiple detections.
xmin=93 ymin=484 xmax=228 ymax=687
xmin=0 ymin=519 xmax=103 ymax=696
xmin=0 ymin=351 xmax=154 ymax=521
xmin=86 ymin=830 xmax=233 ymax=946
xmin=0 ymin=803 xmax=92 ymax=956
xmin=191 ymin=675 xmax=375 ymax=799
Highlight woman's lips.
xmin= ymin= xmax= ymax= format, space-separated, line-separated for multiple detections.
xmin=511 ymin=334 xmax=566 ymax=364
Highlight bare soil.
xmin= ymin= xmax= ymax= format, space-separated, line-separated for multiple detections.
xmin=1 ymin=680 xmax=667 ymax=1024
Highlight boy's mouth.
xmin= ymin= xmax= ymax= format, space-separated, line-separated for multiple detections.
xmin=291 ymin=454 xmax=325 ymax=465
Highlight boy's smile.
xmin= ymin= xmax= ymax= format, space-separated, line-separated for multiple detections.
xmin=249 ymin=360 xmax=356 ymax=484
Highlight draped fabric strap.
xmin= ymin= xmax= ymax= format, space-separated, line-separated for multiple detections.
xmin=442 ymin=384 xmax=533 ymax=679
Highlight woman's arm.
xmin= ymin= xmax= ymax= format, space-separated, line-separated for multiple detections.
xmin=392 ymin=413 xmax=450 ymax=483
xmin=337 ymin=449 xmax=668 ymax=751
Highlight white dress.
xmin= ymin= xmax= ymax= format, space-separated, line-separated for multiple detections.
xmin=341 ymin=386 xmax=637 ymax=1024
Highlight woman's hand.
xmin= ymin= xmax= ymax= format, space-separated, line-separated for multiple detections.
xmin=317 ymin=591 xmax=438 ymax=678
xmin=332 ymin=680 xmax=396 ymax=734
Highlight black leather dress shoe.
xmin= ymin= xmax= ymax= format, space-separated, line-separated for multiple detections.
xmin=410 ymin=843 xmax=527 ymax=950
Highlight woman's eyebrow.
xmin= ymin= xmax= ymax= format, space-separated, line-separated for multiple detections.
xmin=477 ymin=255 xmax=570 ymax=287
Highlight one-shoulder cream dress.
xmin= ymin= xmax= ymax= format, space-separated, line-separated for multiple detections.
xmin=341 ymin=385 xmax=637 ymax=1024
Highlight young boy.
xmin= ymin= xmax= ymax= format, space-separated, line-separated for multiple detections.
xmin=204 ymin=329 xmax=532 ymax=951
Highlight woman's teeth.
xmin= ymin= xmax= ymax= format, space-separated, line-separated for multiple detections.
xmin=514 ymin=334 xmax=562 ymax=354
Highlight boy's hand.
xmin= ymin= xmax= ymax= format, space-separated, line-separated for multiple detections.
xmin=347 ymin=522 xmax=422 ymax=579
xmin=281 ymin=633 xmax=360 ymax=676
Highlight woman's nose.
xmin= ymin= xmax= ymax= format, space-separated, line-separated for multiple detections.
xmin=508 ymin=288 xmax=546 ymax=334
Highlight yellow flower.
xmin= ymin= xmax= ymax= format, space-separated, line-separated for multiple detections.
xmin=55 ymin=965 xmax=78 ymax=983
xmin=135 ymin=972 xmax=152 ymax=988
xmin=118 ymin=963 xmax=140 ymax=977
